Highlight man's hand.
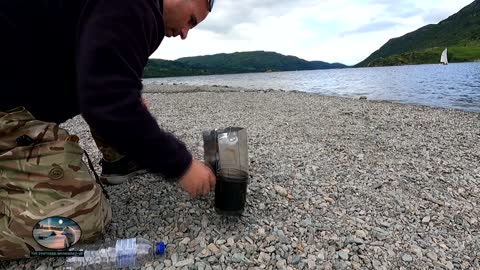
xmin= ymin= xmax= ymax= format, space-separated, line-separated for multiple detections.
xmin=178 ymin=159 xmax=216 ymax=198
xmin=141 ymin=97 xmax=150 ymax=109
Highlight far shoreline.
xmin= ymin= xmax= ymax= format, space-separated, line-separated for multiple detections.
xmin=142 ymin=61 xmax=480 ymax=80
xmin=142 ymin=83 xmax=480 ymax=115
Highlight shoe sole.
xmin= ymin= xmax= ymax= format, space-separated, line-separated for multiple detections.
xmin=100 ymin=169 xmax=148 ymax=185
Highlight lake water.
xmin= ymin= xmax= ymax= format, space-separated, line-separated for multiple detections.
xmin=144 ymin=62 xmax=480 ymax=113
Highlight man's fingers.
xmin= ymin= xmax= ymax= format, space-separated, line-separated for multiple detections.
xmin=189 ymin=184 xmax=198 ymax=198
xmin=209 ymin=173 xmax=216 ymax=188
xmin=202 ymin=180 xmax=210 ymax=195
xmin=141 ymin=97 xmax=150 ymax=109
xmin=200 ymin=161 xmax=216 ymax=190
xmin=202 ymin=161 xmax=216 ymax=177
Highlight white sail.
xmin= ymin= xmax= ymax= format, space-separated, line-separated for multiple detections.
xmin=440 ymin=48 xmax=448 ymax=65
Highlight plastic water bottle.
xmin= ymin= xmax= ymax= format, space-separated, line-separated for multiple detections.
xmin=64 ymin=237 xmax=165 ymax=270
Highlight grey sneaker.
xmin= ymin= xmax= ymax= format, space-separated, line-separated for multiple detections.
xmin=99 ymin=157 xmax=147 ymax=185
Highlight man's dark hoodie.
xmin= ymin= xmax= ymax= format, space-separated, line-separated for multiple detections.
xmin=0 ymin=0 xmax=192 ymax=179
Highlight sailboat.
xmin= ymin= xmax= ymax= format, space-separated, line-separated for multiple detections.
xmin=440 ymin=48 xmax=448 ymax=65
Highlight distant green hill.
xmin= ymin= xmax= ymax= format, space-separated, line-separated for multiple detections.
xmin=143 ymin=59 xmax=211 ymax=78
xmin=144 ymin=51 xmax=348 ymax=78
xmin=356 ymin=0 xmax=480 ymax=67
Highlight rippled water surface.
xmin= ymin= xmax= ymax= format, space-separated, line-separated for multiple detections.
xmin=144 ymin=63 xmax=480 ymax=112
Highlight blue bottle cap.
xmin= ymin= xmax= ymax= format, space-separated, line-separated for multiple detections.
xmin=155 ymin=242 xmax=165 ymax=255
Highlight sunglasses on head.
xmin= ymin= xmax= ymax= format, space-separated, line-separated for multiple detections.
xmin=208 ymin=0 xmax=214 ymax=12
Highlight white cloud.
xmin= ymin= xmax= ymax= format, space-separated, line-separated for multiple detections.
xmin=150 ymin=0 xmax=475 ymax=66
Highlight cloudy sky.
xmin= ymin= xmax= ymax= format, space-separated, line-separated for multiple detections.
xmin=151 ymin=0 xmax=474 ymax=66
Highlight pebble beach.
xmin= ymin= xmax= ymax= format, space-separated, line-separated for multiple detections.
xmin=1 ymin=84 xmax=479 ymax=270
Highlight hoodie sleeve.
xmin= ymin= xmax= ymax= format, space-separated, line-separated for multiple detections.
xmin=75 ymin=0 xmax=192 ymax=180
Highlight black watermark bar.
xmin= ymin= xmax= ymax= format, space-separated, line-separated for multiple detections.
xmin=31 ymin=251 xmax=85 ymax=257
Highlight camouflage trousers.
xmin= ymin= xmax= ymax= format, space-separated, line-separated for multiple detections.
xmin=0 ymin=107 xmax=112 ymax=260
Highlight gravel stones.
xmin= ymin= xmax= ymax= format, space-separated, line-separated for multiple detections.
xmin=402 ymin=254 xmax=413 ymax=262
xmin=1 ymin=84 xmax=479 ymax=270
xmin=274 ymin=185 xmax=288 ymax=196
xmin=355 ymin=230 xmax=367 ymax=239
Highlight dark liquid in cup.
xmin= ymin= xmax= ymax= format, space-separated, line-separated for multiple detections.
xmin=215 ymin=174 xmax=248 ymax=216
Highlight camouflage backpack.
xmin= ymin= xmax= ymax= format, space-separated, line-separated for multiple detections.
xmin=0 ymin=107 xmax=111 ymax=260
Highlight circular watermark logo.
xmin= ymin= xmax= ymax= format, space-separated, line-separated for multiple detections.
xmin=32 ymin=216 xmax=82 ymax=250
